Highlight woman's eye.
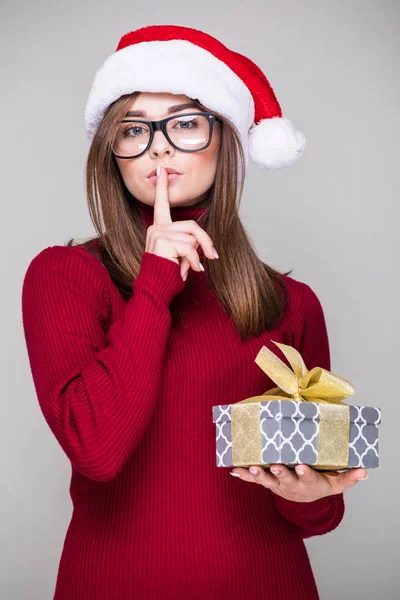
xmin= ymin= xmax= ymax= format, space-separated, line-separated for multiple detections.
xmin=123 ymin=126 xmax=145 ymax=137
xmin=175 ymin=119 xmax=198 ymax=129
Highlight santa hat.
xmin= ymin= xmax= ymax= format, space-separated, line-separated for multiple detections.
xmin=84 ymin=25 xmax=306 ymax=170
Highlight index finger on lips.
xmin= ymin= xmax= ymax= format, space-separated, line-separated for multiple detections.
xmin=153 ymin=166 xmax=172 ymax=226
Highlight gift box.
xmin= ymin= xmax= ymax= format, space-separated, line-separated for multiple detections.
xmin=212 ymin=341 xmax=381 ymax=471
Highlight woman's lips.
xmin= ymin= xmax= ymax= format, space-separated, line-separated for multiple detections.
xmin=147 ymin=173 xmax=183 ymax=184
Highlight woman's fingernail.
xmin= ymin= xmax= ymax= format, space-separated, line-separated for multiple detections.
xmin=212 ymin=247 xmax=219 ymax=259
xmin=271 ymin=468 xmax=281 ymax=475
xmin=296 ymin=468 xmax=305 ymax=476
xmin=156 ymin=165 xmax=161 ymax=177
xmin=199 ymin=262 xmax=205 ymax=271
xmin=230 ymin=471 xmax=241 ymax=478
xmin=249 ymin=467 xmax=260 ymax=476
xmin=358 ymin=473 xmax=369 ymax=481
xmin=182 ymin=271 xmax=188 ymax=281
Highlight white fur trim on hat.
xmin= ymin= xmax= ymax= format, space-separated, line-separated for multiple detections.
xmin=248 ymin=117 xmax=306 ymax=170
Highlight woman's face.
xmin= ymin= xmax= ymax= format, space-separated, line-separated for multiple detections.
xmin=114 ymin=92 xmax=221 ymax=208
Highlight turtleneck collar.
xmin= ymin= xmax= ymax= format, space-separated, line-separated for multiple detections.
xmin=134 ymin=198 xmax=209 ymax=230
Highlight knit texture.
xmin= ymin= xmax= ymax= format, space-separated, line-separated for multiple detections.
xmin=22 ymin=199 xmax=345 ymax=600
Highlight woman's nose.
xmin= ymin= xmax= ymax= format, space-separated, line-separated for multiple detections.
xmin=148 ymin=130 xmax=175 ymax=156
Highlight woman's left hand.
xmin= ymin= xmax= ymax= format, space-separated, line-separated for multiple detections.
xmin=230 ymin=464 xmax=369 ymax=502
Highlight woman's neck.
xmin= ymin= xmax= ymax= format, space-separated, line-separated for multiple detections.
xmin=133 ymin=198 xmax=209 ymax=229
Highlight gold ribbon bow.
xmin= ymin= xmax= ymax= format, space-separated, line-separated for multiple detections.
xmin=231 ymin=341 xmax=355 ymax=470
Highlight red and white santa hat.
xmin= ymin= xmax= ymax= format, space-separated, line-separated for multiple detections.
xmin=85 ymin=25 xmax=306 ymax=170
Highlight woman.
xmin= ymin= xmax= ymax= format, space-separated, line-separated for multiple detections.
xmin=22 ymin=24 xmax=368 ymax=600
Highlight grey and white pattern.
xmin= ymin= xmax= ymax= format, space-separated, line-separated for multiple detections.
xmin=212 ymin=400 xmax=381 ymax=469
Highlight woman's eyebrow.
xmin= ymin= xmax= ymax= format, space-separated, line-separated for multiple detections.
xmin=125 ymin=103 xmax=199 ymax=118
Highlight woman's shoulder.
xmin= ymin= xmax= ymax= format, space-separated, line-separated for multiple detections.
xmin=23 ymin=237 xmax=110 ymax=298
xmin=279 ymin=271 xmax=313 ymax=296
xmin=26 ymin=236 xmax=104 ymax=271
xmin=277 ymin=270 xmax=325 ymax=318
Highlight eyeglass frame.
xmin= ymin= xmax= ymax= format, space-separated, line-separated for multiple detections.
xmin=111 ymin=111 xmax=223 ymax=159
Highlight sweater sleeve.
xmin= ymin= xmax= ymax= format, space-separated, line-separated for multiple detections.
xmin=21 ymin=247 xmax=185 ymax=483
xmin=272 ymin=284 xmax=345 ymax=539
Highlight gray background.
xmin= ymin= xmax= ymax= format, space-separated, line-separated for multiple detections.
xmin=1 ymin=1 xmax=398 ymax=598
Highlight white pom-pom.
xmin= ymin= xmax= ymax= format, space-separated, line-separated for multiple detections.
xmin=248 ymin=116 xmax=306 ymax=170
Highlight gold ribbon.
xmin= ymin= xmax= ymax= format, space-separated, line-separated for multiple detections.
xmin=231 ymin=341 xmax=355 ymax=470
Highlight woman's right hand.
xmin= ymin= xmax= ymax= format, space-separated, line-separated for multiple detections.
xmin=145 ymin=165 xmax=219 ymax=281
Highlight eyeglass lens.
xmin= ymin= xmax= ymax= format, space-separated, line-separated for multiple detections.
xmin=113 ymin=114 xmax=211 ymax=157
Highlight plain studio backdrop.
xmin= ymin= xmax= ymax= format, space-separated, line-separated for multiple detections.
xmin=1 ymin=1 xmax=398 ymax=598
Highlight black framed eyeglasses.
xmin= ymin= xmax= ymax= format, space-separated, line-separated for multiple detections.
xmin=112 ymin=111 xmax=222 ymax=159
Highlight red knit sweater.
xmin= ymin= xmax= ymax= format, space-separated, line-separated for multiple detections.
xmin=21 ymin=199 xmax=345 ymax=600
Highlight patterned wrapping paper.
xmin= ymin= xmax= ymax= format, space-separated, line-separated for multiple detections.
xmin=212 ymin=341 xmax=381 ymax=470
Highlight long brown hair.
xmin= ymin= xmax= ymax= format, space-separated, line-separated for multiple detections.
xmin=67 ymin=92 xmax=292 ymax=342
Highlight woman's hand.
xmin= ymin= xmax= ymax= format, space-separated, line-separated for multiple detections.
xmin=146 ymin=165 xmax=218 ymax=280
xmin=230 ymin=464 xmax=369 ymax=502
